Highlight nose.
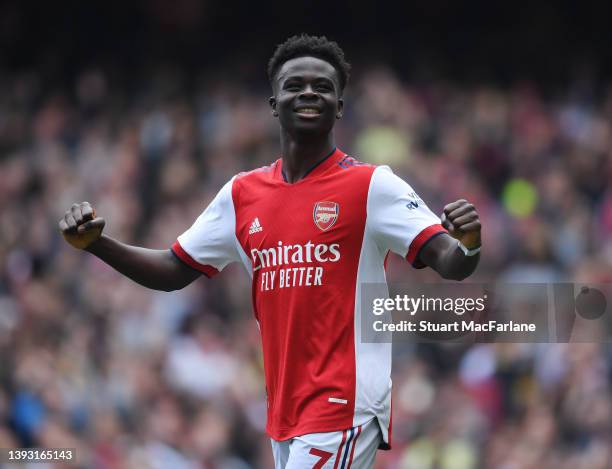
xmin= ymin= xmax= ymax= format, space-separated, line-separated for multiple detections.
xmin=299 ymin=84 xmax=317 ymax=98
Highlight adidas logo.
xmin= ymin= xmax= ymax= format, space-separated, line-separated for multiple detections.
xmin=248 ymin=218 xmax=263 ymax=235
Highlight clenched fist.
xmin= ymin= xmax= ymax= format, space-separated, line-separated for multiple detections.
xmin=59 ymin=202 xmax=105 ymax=249
xmin=441 ymin=199 xmax=481 ymax=249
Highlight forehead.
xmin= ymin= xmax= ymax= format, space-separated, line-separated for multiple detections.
xmin=277 ymin=56 xmax=339 ymax=84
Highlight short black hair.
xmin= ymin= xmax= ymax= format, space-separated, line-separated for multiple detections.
xmin=268 ymin=34 xmax=351 ymax=92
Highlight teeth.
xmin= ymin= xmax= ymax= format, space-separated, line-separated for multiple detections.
xmin=297 ymin=108 xmax=320 ymax=114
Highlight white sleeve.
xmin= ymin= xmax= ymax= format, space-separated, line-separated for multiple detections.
xmin=367 ymin=166 xmax=447 ymax=268
xmin=171 ymin=178 xmax=240 ymax=277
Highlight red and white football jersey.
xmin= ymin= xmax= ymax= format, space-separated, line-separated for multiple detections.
xmin=171 ymin=148 xmax=446 ymax=444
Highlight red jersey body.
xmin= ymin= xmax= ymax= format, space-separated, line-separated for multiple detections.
xmin=171 ymin=148 xmax=446 ymax=443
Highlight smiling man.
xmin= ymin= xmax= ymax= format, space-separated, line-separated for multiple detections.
xmin=60 ymin=35 xmax=481 ymax=468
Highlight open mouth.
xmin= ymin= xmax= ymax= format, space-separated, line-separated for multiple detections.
xmin=294 ymin=106 xmax=322 ymax=117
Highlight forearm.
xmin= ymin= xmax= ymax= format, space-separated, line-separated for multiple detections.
xmin=435 ymin=243 xmax=479 ymax=280
xmin=419 ymin=234 xmax=479 ymax=281
xmin=84 ymin=235 xmax=197 ymax=291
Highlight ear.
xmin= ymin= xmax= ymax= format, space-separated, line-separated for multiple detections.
xmin=269 ymin=96 xmax=278 ymax=117
xmin=336 ymin=98 xmax=344 ymax=119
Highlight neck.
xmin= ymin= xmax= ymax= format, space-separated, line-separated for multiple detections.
xmin=280 ymin=131 xmax=336 ymax=183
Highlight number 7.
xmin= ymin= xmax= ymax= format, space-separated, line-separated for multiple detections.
xmin=309 ymin=448 xmax=333 ymax=468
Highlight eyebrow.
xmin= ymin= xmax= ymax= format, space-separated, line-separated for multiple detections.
xmin=281 ymin=76 xmax=335 ymax=84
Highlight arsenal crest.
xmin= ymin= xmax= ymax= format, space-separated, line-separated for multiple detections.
xmin=313 ymin=201 xmax=339 ymax=231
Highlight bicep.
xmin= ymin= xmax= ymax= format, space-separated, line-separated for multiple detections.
xmin=368 ymin=166 xmax=447 ymax=264
xmin=172 ymin=178 xmax=240 ymax=276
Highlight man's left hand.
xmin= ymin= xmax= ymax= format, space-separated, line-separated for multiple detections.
xmin=441 ymin=199 xmax=481 ymax=249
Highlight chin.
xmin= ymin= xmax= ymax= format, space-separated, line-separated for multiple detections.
xmin=290 ymin=120 xmax=334 ymax=135
xmin=292 ymin=126 xmax=332 ymax=139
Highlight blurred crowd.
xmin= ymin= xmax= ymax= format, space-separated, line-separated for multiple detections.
xmin=0 ymin=63 xmax=611 ymax=468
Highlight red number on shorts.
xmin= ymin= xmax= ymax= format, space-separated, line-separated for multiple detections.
xmin=309 ymin=448 xmax=333 ymax=469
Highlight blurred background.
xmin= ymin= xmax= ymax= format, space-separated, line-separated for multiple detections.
xmin=1 ymin=1 xmax=611 ymax=467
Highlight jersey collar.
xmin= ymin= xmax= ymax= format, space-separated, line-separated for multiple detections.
xmin=275 ymin=147 xmax=344 ymax=184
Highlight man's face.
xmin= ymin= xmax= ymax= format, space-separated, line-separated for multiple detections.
xmin=270 ymin=56 xmax=343 ymax=137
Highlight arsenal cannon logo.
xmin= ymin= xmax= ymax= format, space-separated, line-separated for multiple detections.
xmin=313 ymin=201 xmax=339 ymax=231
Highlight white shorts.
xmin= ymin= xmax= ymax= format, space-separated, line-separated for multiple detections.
xmin=270 ymin=418 xmax=382 ymax=469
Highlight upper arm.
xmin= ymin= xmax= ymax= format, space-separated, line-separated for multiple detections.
xmin=367 ymin=166 xmax=448 ymax=268
xmin=170 ymin=178 xmax=241 ymax=277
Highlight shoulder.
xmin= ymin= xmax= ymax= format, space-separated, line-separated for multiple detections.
xmin=336 ymin=153 xmax=376 ymax=172
xmin=367 ymin=165 xmax=425 ymax=208
xmin=235 ymin=160 xmax=278 ymax=182
xmin=333 ymin=152 xmax=379 ymax=188
xmin=231 ymin=160 xmax=279 ymax=204
xmin=369 ymin=165 xmax=414 ymax=189
xmin=233 ymin=160 xmax=277 ymax=190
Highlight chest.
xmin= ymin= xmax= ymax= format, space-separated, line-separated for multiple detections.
xmin=235 ymin=179 xmax=367 ymax=257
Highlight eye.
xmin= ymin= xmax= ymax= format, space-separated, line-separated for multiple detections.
xmin=283 ymin=82 xmax=301 ymax=91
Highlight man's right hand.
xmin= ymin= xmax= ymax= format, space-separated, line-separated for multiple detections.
xmin=59 ymin=202 xmax=106 ymax=250
xmin=57 ymin=202 xmax=199 ymax=291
